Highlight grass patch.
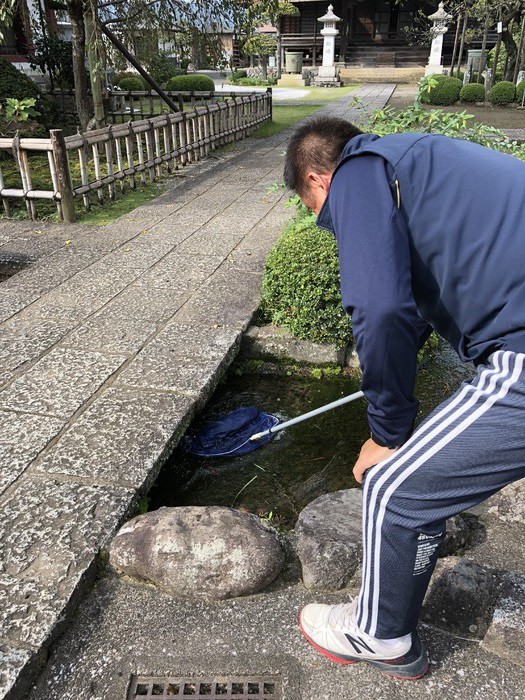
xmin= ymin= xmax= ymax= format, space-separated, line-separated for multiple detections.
xmin=275 ymin=83 xmax=359 ymax=104
xmin=252 ymin=104 xmax=323 ymax=138
xmin=78 ymin=184 xmax=164 ymax=225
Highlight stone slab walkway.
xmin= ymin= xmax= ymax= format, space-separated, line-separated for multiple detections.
xmin=0 ymin=85 xmax=394 ymax=700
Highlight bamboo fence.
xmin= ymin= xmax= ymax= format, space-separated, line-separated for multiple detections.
xmin=0 ymin=91 xmax=272 ymax=223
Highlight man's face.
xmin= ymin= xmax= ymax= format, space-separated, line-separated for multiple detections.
xmin=299 ymin=171 xmax=333 ymax=215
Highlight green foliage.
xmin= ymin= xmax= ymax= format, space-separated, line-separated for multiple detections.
xmin=460 ymin=82 xmax=486 ymax=103
xmin=118 ymin=76 xmax=146 ymax=92
xmin=421 ymin=75 xmax=462 ymax=106
xmin=0 ymin=59 xmax=56 ymax=128
xmin=165 ymin=74 xmax=215 ymax=91
xmin=180 ymin=58 xmax=191 ymax=70
xmin=232 ymin=69 xmax=247 ymax=79
xmin=488 ymin=80 xmax=516 ymax=105
xmin=0 ymin=98 xmax=41 ymax=136
xmin=147 ymin=52 xmax=183 ymax=85
xmin=244 ymin=34 xmax=277 ymax=57
xmin=261 ymin=211 xmax=352 ymax=348
xmin=369 ymin=104 xmax=525 ymax=161
xmin=517 ymin=81 xmax=525 ymax=104
xmin=29 ymin=35 xmax=74 ymax=89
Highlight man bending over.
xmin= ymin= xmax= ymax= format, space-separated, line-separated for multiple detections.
xmin=284 ymin=117 xmax=525 ymax=679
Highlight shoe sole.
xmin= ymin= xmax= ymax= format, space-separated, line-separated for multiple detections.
xmin=298 ymin=615 xmax=429 ymax=680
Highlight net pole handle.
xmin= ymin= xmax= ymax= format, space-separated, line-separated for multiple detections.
xmin=250 ymin=390 xmax=365 ymax=440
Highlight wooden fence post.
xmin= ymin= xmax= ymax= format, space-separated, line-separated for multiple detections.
xmin=50 ymin=129 xmax=76 ymax=223
xmin=267 ymin=87 xmax=273 ymax=122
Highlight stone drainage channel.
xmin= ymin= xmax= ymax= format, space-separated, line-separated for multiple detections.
xmin=29 ymin=332 xmax=525 ymax=699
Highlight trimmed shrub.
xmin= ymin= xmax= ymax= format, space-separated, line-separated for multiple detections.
xmin=115 ymin=72 xmax=147 ymax=88
xmin=488 ymin=80 xmax=516 ymax=106
xmin=421 ymin=75 xmax=462 ymax=106
xmin=165 ymin=74 xmax=215 ymax=92
xmin=0 ymin=58 xmax=56 ymax=127
xmin=261 ymin=217 xmax=352 ymax=348
xmin=515 ymin=81 xmax=524 ymax=104
xmin=232 ymin=69 xmax=247 ymax=80
xmin=460 ymin=82 xmax=485 ymax=103
xmin=118 ymin=76 xmax=145 ymax=91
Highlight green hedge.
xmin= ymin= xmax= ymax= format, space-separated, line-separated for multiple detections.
xmin=421 ymin=75 xmax=463 ymax=105
xmin=118 ymin=76 xmax=145 ymax=91
xmin=261 ymin=217 xmax=352 ymax=348
xmin=517 ymin=81 xmax=525 ymax=104
xmin=0 ymin=58 xmax=56 ymax=127
xmin=165 ymin=74 xmax=215 ymax=91
xmin=488 ymin=80 xmax=516 ymax=105
xmin=460 ymin=82 xmax=485 ymax=103
xmin=232 ymin=69 xmax=247 ymax=80
xmin=115 ymin=72 xmax=147 ymax=88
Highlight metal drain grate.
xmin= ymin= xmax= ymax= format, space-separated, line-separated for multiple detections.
xmin=128 ymin=676 xmax=281 ymax=700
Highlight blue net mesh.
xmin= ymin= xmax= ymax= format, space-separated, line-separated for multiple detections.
xmin=180 ymin=406 xmax=280 ymax=457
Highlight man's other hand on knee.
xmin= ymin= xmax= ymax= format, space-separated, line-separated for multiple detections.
xmin=353 ymin=438 xmax=398 ymax=484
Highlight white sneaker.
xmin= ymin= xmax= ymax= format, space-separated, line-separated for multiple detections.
xmin=299 ymin=601 xmax=429 ymax=680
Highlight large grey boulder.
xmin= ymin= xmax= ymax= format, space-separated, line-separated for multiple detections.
xmin=422 ymin=557 xmax=498 ymax=639
xmin=482 ymin=571 xmax=525 ymax=669
xmin=295 ymin=489 xmax=362 ymax=591
xmin=295 ymin=489 xmax=471 ymax=592
xmin=110 ymin=506 xmax=285 ymax=601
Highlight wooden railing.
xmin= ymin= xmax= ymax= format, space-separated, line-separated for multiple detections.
xmin=0 ymin=91 xmax=272 ymax=222
xmin=44 ymin=88 xmax=264 ymax=123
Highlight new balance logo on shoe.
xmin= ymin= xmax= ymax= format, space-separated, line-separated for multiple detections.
xmin=344 ymin=633 xmax=375 ymax=655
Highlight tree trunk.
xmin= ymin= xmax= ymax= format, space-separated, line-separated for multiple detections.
xmin=276 ymin=20 xmax=282 ymax=80
xmin=261 ymin=54 xmax=268 ymax=80
xmin=67 ymin=0 xmax=93 ymax=131
xmin=84 ymin=3 xmax=106 ymax=128
xmin=501 ymin=28 xmax=518 ymax=81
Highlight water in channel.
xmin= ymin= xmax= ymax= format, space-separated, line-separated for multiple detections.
xmin=148 ymin=346 xmax=473 ymax=529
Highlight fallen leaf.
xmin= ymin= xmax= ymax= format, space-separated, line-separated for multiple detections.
xmin=65 ymin=239 xmax=71 ymax=245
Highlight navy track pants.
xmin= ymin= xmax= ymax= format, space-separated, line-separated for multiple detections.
xmin=356 ymin=350 xmax=525 ymax=638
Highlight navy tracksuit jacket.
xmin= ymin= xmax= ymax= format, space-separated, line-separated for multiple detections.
xmin=316 ymin=132 xmax=525 ymax=448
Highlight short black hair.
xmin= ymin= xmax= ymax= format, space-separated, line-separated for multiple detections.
xmin=284 ymin=116 xmax=363 ymax=196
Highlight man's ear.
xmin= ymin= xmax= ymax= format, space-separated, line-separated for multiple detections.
xmin=306 ymin=171 xmax=332 ymax=194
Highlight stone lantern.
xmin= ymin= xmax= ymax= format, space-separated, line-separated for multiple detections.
xmin=315 ymin=4 xmax=341 ymax=86
xmin=424 ymin=2 xmax=453 ymax=76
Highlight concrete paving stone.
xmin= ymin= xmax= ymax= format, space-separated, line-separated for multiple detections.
xmin=115 ymin=352 xmax=229 ymax=398
xmin=174 ymin=228 xmax=245 ymax=257
xmin=59 ymin=310 xmax=157 ymax=356
xmin=0 ymin=315 xmax=77 ymax=373
xmin=32 ymin=387 xmax=196 ymax=489
xmin=0 ymin=290 xmax=40 ymax=323
xmin=0 ymin=248 xmax=104 ymax=297
xmin=174 ymin=268 xmax=262 ymax=328
xmin=100 ymin=284 xmax=191 ymax=322
xmin=0 ymin=410 xmax=64 ymax=497
xmin=141 ymin=222 xmax=197 ymax=246
xmin=0 ymin=642 xmax=41 ymax=700
xmin=99 ymin=241 xmax=174 ymax=271
xmin=0 ymin=477 xmax=134 ymax=649
xmin=16 ymin=290 xmax=104 ymax=323
xmin=0 ymin=234 xmax=66 ymax=261
xmin=58 ymin=263 xmax=141 ymax=294
xmin=134 ymin=253 xmax=223 ymax=290
xmin=149 ymin=322 xmax=242 ymax=357
xmin=0 ymin=346 xmax=127 ymax=418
